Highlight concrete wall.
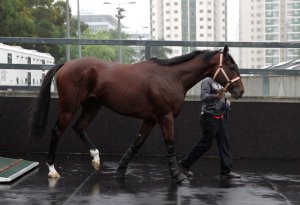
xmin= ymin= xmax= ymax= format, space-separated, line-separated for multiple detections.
xmin=0 ymin=94 xmax=300 ymax=159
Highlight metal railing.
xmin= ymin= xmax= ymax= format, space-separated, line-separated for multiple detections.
xmin=1 ymin=37 xmax=300 ymax=60
xmin=1 ymin=37 xmax=300 ymax=97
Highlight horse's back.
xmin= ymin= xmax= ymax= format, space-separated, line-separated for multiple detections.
xmin=55 ymin=58 xmax=151 ymax=110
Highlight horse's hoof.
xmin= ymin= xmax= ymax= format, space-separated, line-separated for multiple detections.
xmin=48 ymin=171 xmax=60 ymax=178
xmin=92 ymin=159 xmax=100 ymax=171
xmin=116 ymin=167 xmax=127 ymax=178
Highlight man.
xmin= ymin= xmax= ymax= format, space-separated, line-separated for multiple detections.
xmin=179 ymin=76 xmax=240 ymax=179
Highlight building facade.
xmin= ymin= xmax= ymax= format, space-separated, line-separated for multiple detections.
xmin=79 ymin=13 xmax=120 ymax=33
xmin=239 ymin=0 xmax=300 ymax=68
xmin=0 ymin=43 xmax=54 ymax=88
xmin=150 ymin=0 xmax=226 ymax=57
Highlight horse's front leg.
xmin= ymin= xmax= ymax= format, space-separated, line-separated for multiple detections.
xmin=158 ymin=113 xmax=189 ymax=184
xmin=116 ymin=120 xmax=156 ymax=177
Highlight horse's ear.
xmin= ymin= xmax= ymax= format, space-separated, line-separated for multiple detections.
xmin=223 ymin=44 xmax=229 ymax=55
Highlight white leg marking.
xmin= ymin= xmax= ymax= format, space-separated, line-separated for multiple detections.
xmin=47 ymin=163 xmax=60 ymax=178
xmin=90 ymin=149 xmax=100 ymax=171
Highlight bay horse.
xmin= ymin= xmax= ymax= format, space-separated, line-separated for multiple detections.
xmin=30 ymin=45 xmax=244 ymax=184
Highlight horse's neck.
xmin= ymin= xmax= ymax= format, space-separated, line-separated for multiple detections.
xmin=175 ymin=59 xmax=211 ymax=93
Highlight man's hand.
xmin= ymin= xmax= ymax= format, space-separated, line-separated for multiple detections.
xmin=215 ymin=89 xmax=225 ymax=98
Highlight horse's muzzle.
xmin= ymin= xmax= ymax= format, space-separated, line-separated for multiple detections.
xmin=230 ymin=88 xmax=244 ymax=99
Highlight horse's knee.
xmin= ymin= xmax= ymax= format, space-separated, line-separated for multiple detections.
xmin=51 ymin=124 xmax=64 ymax=138
xmin=72 ymin=124 xmax=81 ymax=134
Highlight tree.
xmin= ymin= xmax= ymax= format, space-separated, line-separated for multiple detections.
xmin=69 ymin=29 xmax=136 ymax=63
xmin=140 ymin=46 xmax=173 ymax=60
xmin=0 ymin=0 xmax=35 ymax=37
xmin=150 ymin=46 xmax=173 ymax=59
xmin=0 ymin=0 xmax=136 ymax=63
xmin=0 ymin=0 xmax=86 ymax=63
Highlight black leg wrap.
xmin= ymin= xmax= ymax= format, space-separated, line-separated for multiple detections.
xmin=116 ymin=145 xmax=138 ymax=178
xmin=166 ymin=145 xmax=189 ymax=184
xmin=47 ymin=126 xmax=60 ymax=166
xmin=167 ymin=153 xmax=180 ymax=178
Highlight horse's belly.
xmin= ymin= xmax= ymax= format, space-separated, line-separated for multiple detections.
xmin=100 ymin=92 xmax=153 ymax=118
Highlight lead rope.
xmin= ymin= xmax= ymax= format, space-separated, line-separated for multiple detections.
xmin=224 ymin=97 xmax=228 ymax=124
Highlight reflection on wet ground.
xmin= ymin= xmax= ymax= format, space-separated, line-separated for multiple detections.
xmin=0 ymin=153 xmax=299 ymax=205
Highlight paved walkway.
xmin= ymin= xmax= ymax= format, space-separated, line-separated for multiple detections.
xmin=0 ymin=153 xmax=299 ymax=205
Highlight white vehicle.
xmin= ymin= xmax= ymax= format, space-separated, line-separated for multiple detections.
xmin=0 ymin=43 xmax=55 ymax=89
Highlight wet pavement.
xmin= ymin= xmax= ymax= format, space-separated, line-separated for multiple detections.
xmin=0 ymin=153 xmax=299 ymax=205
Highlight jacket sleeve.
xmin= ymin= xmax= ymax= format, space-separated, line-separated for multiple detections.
xmin=200 ymin=79 xmax=219 ymax=102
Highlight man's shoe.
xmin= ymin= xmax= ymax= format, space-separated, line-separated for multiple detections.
xmin=220 ymin=171 xmax=241 ymax=179
xmin=178 ymin=161 xmax=194 ymax=177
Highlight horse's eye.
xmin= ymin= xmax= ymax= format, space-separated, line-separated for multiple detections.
xmin=230 ymin=64 xmax=238 ymax=71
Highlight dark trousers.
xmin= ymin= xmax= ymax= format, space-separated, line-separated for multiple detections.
xmin=181 ymin=114 xmax=233 ymax=174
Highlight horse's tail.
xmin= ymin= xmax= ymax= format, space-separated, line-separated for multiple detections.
xmin=29 ymin=63 xmax=64 ymax=140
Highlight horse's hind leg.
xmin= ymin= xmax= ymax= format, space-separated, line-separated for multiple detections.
xmin=73 ymin=98 xmax=101 ymax=171
xmin=47 ymin=112 xmax=73 ymax=178
xmin=116 ymin=120 xmax=156 ymax=177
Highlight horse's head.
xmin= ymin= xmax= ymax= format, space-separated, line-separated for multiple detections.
xmin=211 ymin=45 xmax=244 ymax=99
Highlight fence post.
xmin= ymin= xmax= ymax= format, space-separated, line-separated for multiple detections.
xmin=145 ymin=41 xmax=151 ymax=60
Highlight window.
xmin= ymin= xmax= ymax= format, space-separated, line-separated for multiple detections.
xmin=27 ymin=72 xmax=31 ymax=85
xmin=8 ymin=53 xmax=12 ymax=64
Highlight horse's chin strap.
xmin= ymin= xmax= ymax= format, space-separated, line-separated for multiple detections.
xmin=213 ymin=53 xmax=241 ymax=91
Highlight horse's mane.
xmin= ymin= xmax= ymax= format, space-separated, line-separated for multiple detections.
xmin=150 ymin=50 xmax=221 ymax=66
